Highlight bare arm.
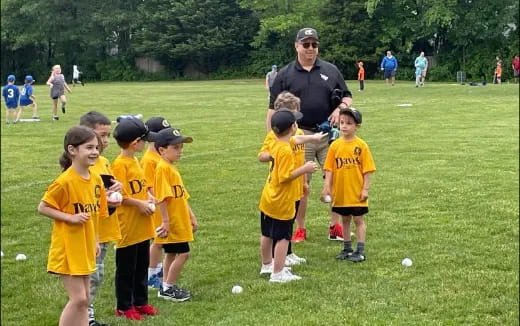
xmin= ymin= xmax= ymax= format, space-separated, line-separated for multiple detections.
xmin=189 ymin=206 xmax=198 ymax=231
xmin=265 ymin=108 xmax=275 ymax=133
xmin=122 ymin=197 xmax=154 ymax=215
xmin=157 ymin=200 xmax=170 ymax=237
xmin=38 ymin=201 xmax=89 ymax=224
xmin=329 ymin=97 xmax=353 ymax=126
xmin=282 ymin=161 xmax=317 ymax=183
xmin=293 ymin=132 xmax=327 ymax=145
xmin=360 ymin=172 xmax=373 ymax=201
xmin=321 ymin=170 xmax=333 ymax=200
xmin=258 ymin=152 xmax=272 ymax=162
xmin=46 ymin=75 xmax=54 ymax=87
xmin=64 ymin=81 xmax=72 ymax=93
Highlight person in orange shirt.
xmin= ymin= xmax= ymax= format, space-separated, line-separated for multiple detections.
xmin=357 ymin=61 xmax=365 ymax=91
xmin=38 ymin=126 xmax=108 ymax=326
xmin=111 ymin=119 xmax=159 ymax=320
xmin=495 ymin=63 xmax=502 ymax=85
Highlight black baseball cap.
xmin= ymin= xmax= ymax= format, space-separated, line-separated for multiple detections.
xmin=271 ymin=108 xmax=303 ymax=134
xmin=155 ymin=128 xmax=193 ymax=147
xmin=113 ymin=119 xmax=158 ymax=142
xmin=296 ymin=27 xmax=319 ymax=41
xmin=145 ymin=117 xmax=171 ymax=132
xmin=341 ymin=107 xmax=363 ymax=124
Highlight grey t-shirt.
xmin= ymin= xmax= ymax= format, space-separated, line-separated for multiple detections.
xmin=266 ymin=71 xmax=278 ymax=88
xmin=50 ymin=74 xmax=65 ymax=98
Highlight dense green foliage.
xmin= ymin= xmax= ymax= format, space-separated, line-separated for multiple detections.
xmin=1 ymin=0 xmax=518 ymax=81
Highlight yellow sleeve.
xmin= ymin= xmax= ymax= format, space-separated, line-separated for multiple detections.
xmin=323 ymin=142 xmax=337 ymax=172
xmin=361 ymin=143 xmax=376 ymax=174
xmin=41 ymin=180 xmax=68 ymax=210
xmin=275 ymin=147 xmax=295 ymax=184
xmin=111 ymin=162 xmax=130 ymax=199
xmin=258 ymin=131 xmax=276 ymax=157
xmin=154 ymin=166 xmax=174 ymax=203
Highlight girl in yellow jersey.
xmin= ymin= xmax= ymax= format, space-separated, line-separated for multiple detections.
xmin=38 ymin=126 xmax=108 ymax=326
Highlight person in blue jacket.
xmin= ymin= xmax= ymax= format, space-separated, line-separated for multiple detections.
xmin=380 ymin=50 xmax=398 ymax=86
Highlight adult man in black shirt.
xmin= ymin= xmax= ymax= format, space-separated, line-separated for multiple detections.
xmin=267 ymin=27 xmax=353 ymax=242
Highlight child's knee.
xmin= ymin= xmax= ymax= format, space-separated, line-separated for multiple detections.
xmin=70 ymin=293 xmax=89 ymax=308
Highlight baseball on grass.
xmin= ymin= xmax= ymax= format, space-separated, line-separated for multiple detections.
xmin=401 ymin=258 xmax=413 ymax=267
xmin=108 ymin=192 xmax=123 ymax=202
xmin=148 ymin=203 xmax=156 ymax=212
xmin=1 ymin=250 xmax=4 ymax=258
xmin=323 ymin=195 xmax=332 ymax=203
xmin=231 ymin=285 xmax=243 ymax=294
xmin=16 ymin=253 xmax=27 ymax=261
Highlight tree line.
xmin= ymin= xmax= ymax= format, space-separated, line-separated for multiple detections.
xmin=1 ymin=0 xmax=518 ymax=82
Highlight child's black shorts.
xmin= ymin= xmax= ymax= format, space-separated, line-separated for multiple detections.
xmin=163 ymin=242 xmax=190 ymax=254
xmin=260 ymin=212 xmax=294 ymax=241
xmin=332 ymin=206 xmax=369 ymax=217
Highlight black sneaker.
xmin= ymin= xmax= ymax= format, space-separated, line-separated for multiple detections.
xmin=53 ymin=116 xmax=59 ymax=121
xmin=89 ymin=320 xmax=109 ymax=326
xmin=61 ymin=104 xmax=66 ymax=114
xmin=158 ymin=285 xmax=191 ymax=302
xmin=336 ymin=249 xmax=353 ymax=260
xmin=347 ymin=252 xmax=366 ymax=262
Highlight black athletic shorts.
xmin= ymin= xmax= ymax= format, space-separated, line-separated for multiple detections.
xmin=163 ymin=242 xmax=190 ymax=254
xmin=260 ymin=212 xmax=293 ymax=241
xmin=332 ymin=206 xmax=369 ymax=217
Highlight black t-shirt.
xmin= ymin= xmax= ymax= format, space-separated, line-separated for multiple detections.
xmin=269 ymin=58 xmax=352 ymax=128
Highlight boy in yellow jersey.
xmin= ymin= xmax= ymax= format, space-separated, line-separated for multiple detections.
xmin=259 ymin=109 xmax=318 ymax=283
xmin=322 ymin=108 xmax=375 ymax=262
xmin=38 ymin=126 xmax=108 ymax=326
xmin=141 ymin=116 xmax=172 ymax=289
xmin=258 ymin=91 xmax=325 ymax=269
xmin=111 ymin=119 xmax=159 ymax=320
xmin=79 ymin=111 xmax=123 ymax=326
xmin=153 ymin=127 xmax=197 ymax=301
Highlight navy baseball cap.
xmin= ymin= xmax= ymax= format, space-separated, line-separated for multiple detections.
xmin=155 ymin=128 xmax=193 ymax=147
xmin=145 ymin=117 xmax=171 ymax=133
xmin=25 ymin=75 xmax=35 ymax=83
xmin=271 ymin=108 xmax=303 ymax=134
xmin=113 ymin=119 xmax=158 ymax=142
xmin=340 ymin=107 xmax=363 ymax=124
xmin=7 ymin=75 xmax=15 ymax=82
xmin=296 ymin=28 xmax=319 ymax=41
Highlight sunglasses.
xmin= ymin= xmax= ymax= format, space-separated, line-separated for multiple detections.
xmin=301 ymin=42 xmax=319 ymax=49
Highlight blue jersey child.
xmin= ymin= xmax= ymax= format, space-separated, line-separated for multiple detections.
xmin=2 ymin=74 xmax=20 ymax=124
xmin=18 ymin=75 xmax=39 ymax=120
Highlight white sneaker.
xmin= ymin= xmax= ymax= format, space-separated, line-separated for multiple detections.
xmin=269 ymin=267 xmax=302 ymax=283
xmin=287 ymin=253 xmax=306 ymax=264
xmin=285 ymin=255 xmax=300 ymax=266
xmin=259 ymin=262 xmax=273 ymax=275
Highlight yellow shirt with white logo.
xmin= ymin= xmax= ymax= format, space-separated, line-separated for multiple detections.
xmin=140 ymin=149 xmax=162 ymax=228
xmin=258 ymin=128 xmax=305 ymax=200
xmin=323 ymin=136 xmax=376 ymax=207
xmin=154 ymin=159 xmax=193 ymax=243
xmin=90 ymin=155 xmax=121 ymax=243
xmin=42 ymin=167 xmax=108 ymax=275
xmin=111 ymin=154 xmax=155 ymax=248
xmin=258 ymin=140 xmax=299 ymax=220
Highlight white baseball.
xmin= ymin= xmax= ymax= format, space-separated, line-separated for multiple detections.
xmin=148 ymin=203 xmax=156 ymax=212
xmin=15 ymin=253 xmax=27 ymax=261
xmin=323 ymin=195 xmax=332 ymax=203
xmin=401 ymin=258 xmax=413 ymax=267
xmin=108 ymin=192 xmax=122 ymax=202
xmin=155 ymin=226 xmax=167 ymax=238
xmin=1 ymin=250 xmax=4 ymax=258
xmin=231 ymin=285 xmax=243 ymax=294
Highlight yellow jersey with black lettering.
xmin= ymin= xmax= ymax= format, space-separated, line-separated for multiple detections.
xmin=323 ymin=136 xmax=376 ymax=207
xmin=258 ymin=140 xmax=299 ymax=220
xmin=140 ymin=149 xmax=162 ymax=228
xmin=111 ymin=154 xmax=155 ymax=248
xmin=258 ymin=128 xmax=305 ymax=199
xmin=90 ymin=155 xmax=121 ymax=243
xmin=42 ymin=167 xmax=108 ymax=275
xmin=154 ymin=159 xmax=193 ymax=243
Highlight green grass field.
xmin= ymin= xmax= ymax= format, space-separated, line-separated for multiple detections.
xmin=1 ymin=80 xmax=518 ymax=326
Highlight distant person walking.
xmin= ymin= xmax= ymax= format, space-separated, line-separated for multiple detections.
xmin=512 ymin=55 xmax=520 ymax=84
xmin=414 ymin=52 xmax=428 ymax=87
xmin=493 ymin=56 xmax=502 ymax=84
xmin=265 ymin=65 xmax=278 ymax=96
xmin=72 ymin=65 xmax=84 ymax=86
xmin=357 ymin=61 xmax=365 ymax=91
xmin=46 ymin=64 xmax=72 ymax=121
xmin=380 ymin=50 xmax=398 ymax=85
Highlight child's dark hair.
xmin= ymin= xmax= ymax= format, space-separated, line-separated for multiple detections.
xmin=59 ymin=126 xmax=98 ymax=171
xmin=79 ymin=111 xmax=111 ymax=129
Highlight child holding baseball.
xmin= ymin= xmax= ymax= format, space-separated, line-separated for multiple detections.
xmin=321 ymin=108 xmax=376 ymax=262
xmin=46 ymin=64 xmax=71 ymax=120
xmin=141 ymin=117 xmax=172 ymax=289
xmin=259 ymin=109 xmax=318 ymax=283
xmin=38 ymin=126 xmax=109 ymax=326
xmin=79 ymin=111 xmax=123 ymax=326
xmin=111 ymin=119 xmax=159 ymax=320
xmin=2 ymin=74 xmax=19 ymax=124
xmin=154 ymin=127 xmax=197 ymax=301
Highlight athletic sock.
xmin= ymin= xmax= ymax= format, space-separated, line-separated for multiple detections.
xmin=148 ymin=268 xmax=156 ymax=279
xmin=162 ymin=282 xmax=172 ymax=291
xmin=356 ymin=242 xmax=365 ymax=254
xmin=343 ymin=240 xmax=352 ymax=251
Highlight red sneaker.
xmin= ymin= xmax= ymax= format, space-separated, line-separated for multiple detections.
xmin=328 ymin=223 xmax=344 ymax=241
xmin=135 ymin=304 xmax=159 ymax=316
xmin=292 ymin=227 xmax=307 ymax=242
xmin=115 ymin=307 xmax=143 ymax=320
